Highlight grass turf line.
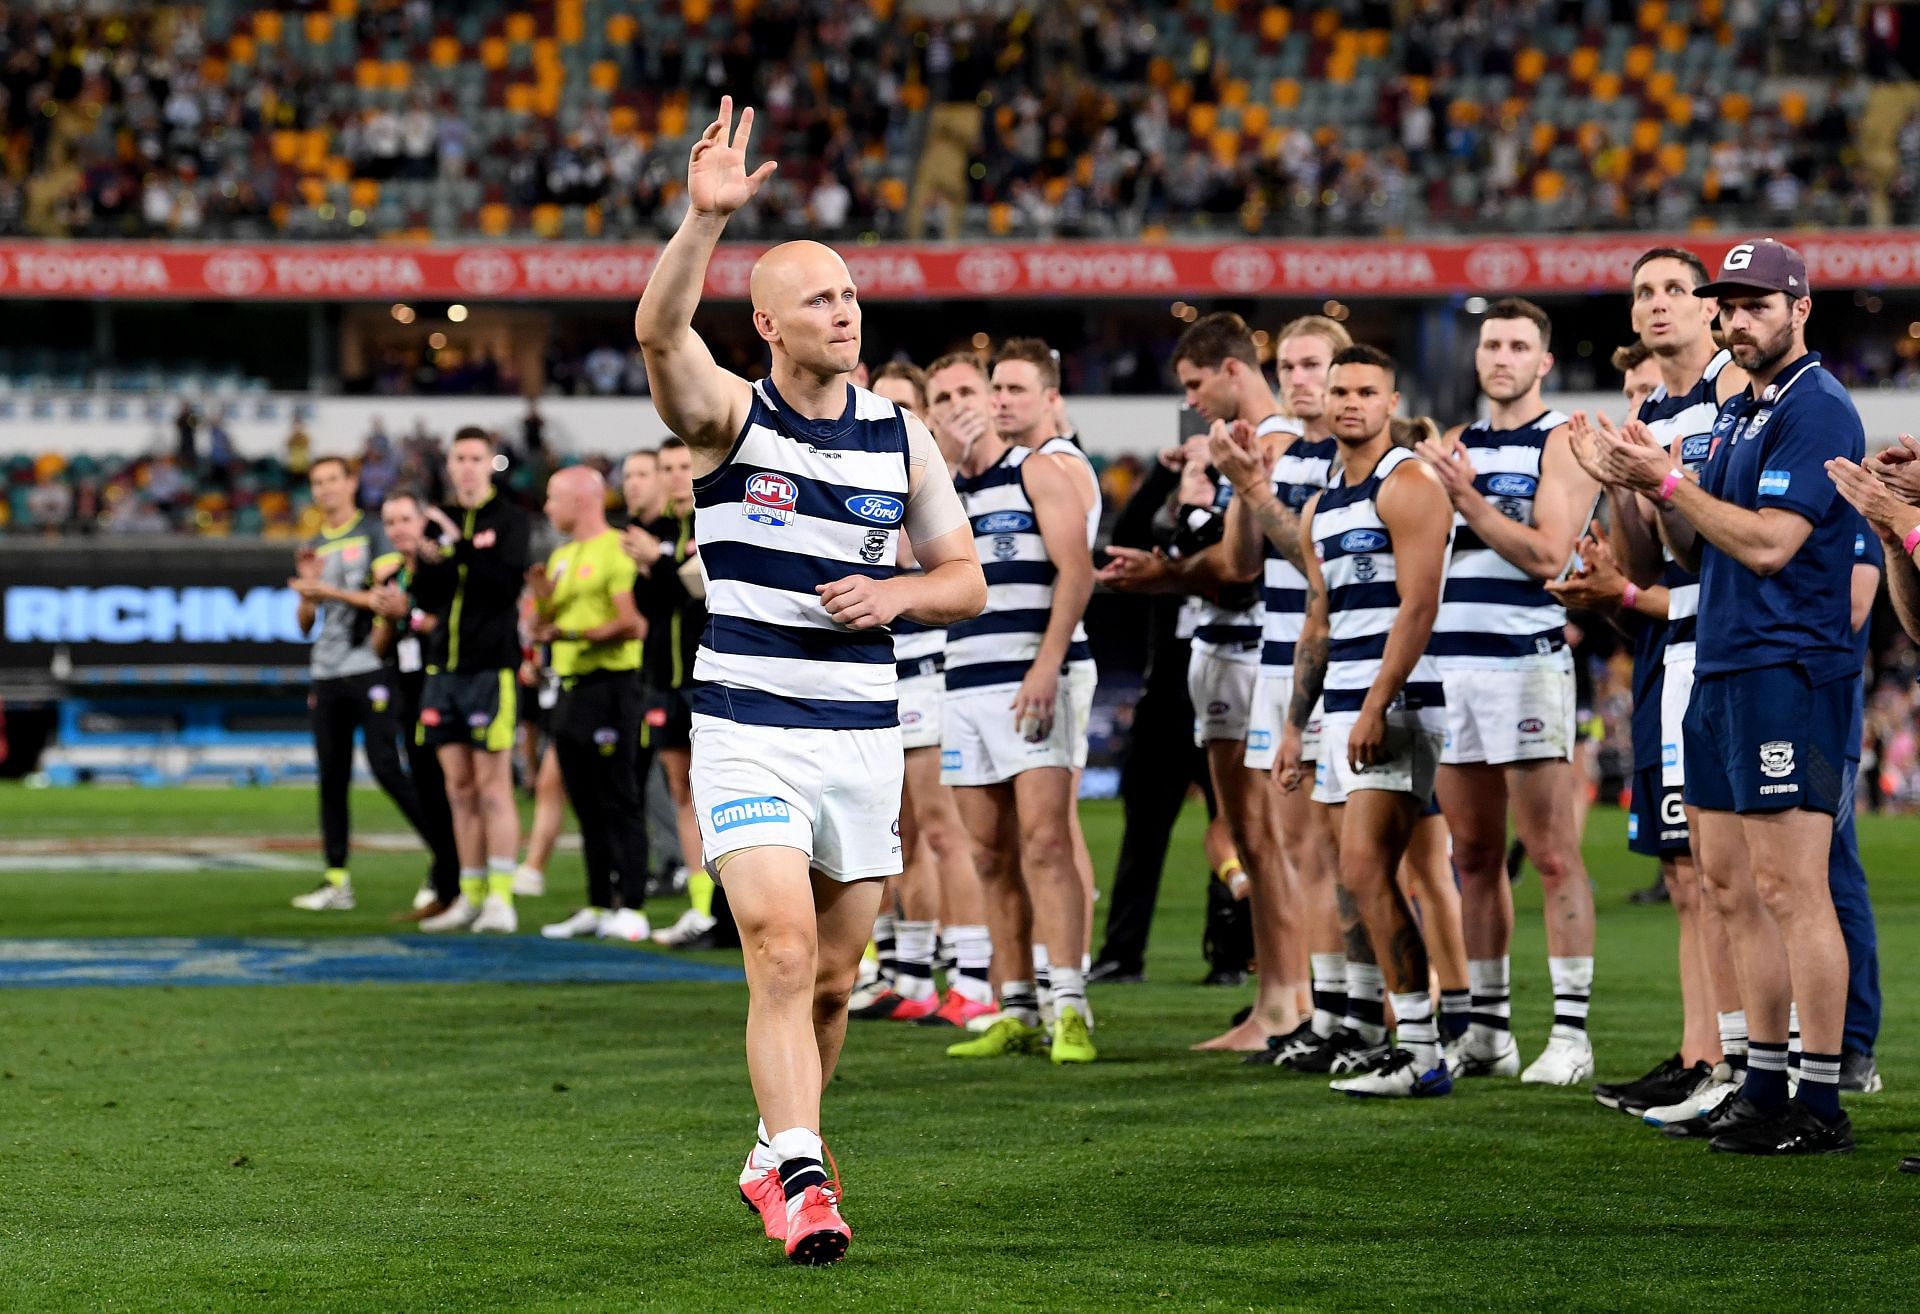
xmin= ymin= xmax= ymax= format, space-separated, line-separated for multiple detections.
xmin=0 ymin=784 xmax=1915 ymax=1311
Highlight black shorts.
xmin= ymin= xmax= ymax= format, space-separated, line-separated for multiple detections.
xmin=555 ymin=670 xmax=644 ymax=750
xmin=643 ymin=686 xmax=693 ymax=751
xmin=419 ymin=668 xmax=517 ymax=752
xmin=1627 ymin=763 xmax=1690 ymax=858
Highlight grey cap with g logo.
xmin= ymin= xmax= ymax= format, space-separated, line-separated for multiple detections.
xmin=1695 ymin=238 xmax=1811 ymax=299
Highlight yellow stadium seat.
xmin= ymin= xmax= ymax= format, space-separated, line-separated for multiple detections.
xmin=271 ymin=130 xmax=300 ymax=165
xmin=479 ymin=203 xmax=512 ymax=237
xmin=878 ymin=178 xmax=908 ymax=210
xmin=557 ymin=0 xmax=584 ymax=44
xmin=1311 ymin=8 xmax=1340 ymax=39
xmin=606 ymin=14 xmax=637 ymax=45
xmin=230 ymin=35 xmax=256 ymax=64
xmin=331 ymin=0 xmax=357 ymax=18
xmin=350 ymin=179 xmax=380 ymax=210
xmin=533 ymin=38 xmax=558 ymax=70
xmin=1638 ymin=0 xmax=1665 ymax=30
xmin=1719 ymin=91 xmax=1751 ymax=122
xmin=1210 ymin=127 xmax=1240 ymax=164
xmin=1665 ymin=93 xmax=1691 ymax=125
xmin=299 ymin=178 xmax=326 ymax=206
xmin=659 ymin=102 xmax=688 ymax=138
xmin=1700 ymin=0 xmax=1725 ymax=20
xmin=1646 ymin=69 xmax=1676 ymax=103
xmin=988 ymin=202 xmax=1013 ymax=236
xmin=1188 ymin=103 xmax=1218 ymax=137
xmin=202 ymin=56 xmax=228 ymax=85
xmin=431 ymin=36 xmax=461 ymax=68
xmin=1780 ymin=90 xmax=1808 ymax=126
xmin=1632 ymin=118 xmax=1662 ymax=153
xmin=324 ymin=156 xmax=351 ymax=184
xmin=1168 ymin=82 xmax=1193 ymax=114
xmin=481 ymin=37 xmax=508 ymax=70
xmin=583 ymin=204 xmax=603 ymax=238
xmin=532 ymin=204 xmax=563 ymax=238
xmin=300 ymin=130 xmax=330 ymax=169
xmin=1362 ymin=29 xmax=1391 ymax=59
xmin=1532 ymin=170 xmax=1565 ymax=202
xmin=608 ymin=106 xmax=639 ymax=136
xmin=1407 ymin=75 xmax=1431 ymax=103
xmin=1591 ymin=71 xmax=1621 ymax=101
xmin=305 ymin=13 xmax=332 ymax=44
xmin=253 ymin=11 xmax=283 ymax=43
xmin=1577 ymin=122 xmax=1604 ymax=154
xmin=505 ymin=13 xmax=536 ymax=44
xmin=1531 ymin=121 xmax=1557 ymax=155
xmin=1327 ymin=51 xmax=1357 ymax=84
xmin=590 ymin=60 xmax=620 ymax=92
xmin=355 ymin=59 xmax=382 ymax=90
xmin=1222 ymin=79 xmax=1250 ymax=109
xmin=685 ymin=0 xmax=711 ymax=22
xmin=868 ymin=0 xmax=896 ymax=20
xmin=504 ymin=84 xmax=536 ymax=113
xmin=1657 ymin=142 xmax=1688 ymax=175
xmin=902 ymin=81 xmax=929 ymax=112
xmin=1659 ymin=22 xmax=1688 ymax=53
xmin=1624 ymin=45 xmax=1654 ymax=81
xmin=1259 ymin=7 xmax=1290 ymax=42
xmin=1515 ymin=48 xmax=1546 ymax=83
xmin=1271 ymin=78 xmax=1301 ymax=109
xmin=1569 ymin=47 xmax=1598 ymax=83
xmin=1702 ymin=169 xmax=1722 ymax=202
xmin=534 ymin=84 xmax=560 ymax=117
xmin=1148 ymin=56 xmax=1174 ymax=88
xmin=385 ymin=61 xmax=410 ymax=91
xmin=1241 ymin=104 xmax=1270 ymax=137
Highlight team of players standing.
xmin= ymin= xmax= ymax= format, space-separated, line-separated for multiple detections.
xmin=283 ymin=100 xmax=1903 ymax=1270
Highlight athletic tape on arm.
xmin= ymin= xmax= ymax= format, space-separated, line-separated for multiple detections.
xmin=903 ymin=415 xmax=968 ymax=542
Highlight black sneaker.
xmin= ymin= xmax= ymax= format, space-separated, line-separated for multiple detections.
xmin=1286 ymin=1029 xmax=1384 ymax=1076
xmin=1243 ymin=1020 xmax=1317 ymax=1068
xmin=1593 ymin=1053 xmax=1684 ymax=1111
xmin=1840 ymin=1050 xmax=1882 ymax=1094
xmin=1628 ymin=875 xmax=1672 ymax=905
xmin=1087 ymin=959 xmax=1145 ymax=985
xmin=1622 ymin=1062 xmax=1715 ymax=1118
xmin=1505 ymin=838 xmax=1527 ymax=885
xmin=1711 ymin=1103 xmax=1854 ymax=1155
xmin=1899 ymin=1153 xmax=1920 ymax=1174
xmin=1662 ymin=1093 xmax=1781 ymax=1141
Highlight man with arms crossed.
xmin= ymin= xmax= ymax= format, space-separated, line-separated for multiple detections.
xmin=1415 ymin=298 xmax=1601 ymax=1085
xmin=1280 ymin=345 xmax=1457 ymax=1098
xmin=634 ymin=98 xmax=984 ymax=1261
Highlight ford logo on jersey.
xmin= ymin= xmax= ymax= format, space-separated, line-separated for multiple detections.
xmin=710 ymin=796 xmax=792 ymax=831
xmin=745 ymin=473 xmax=799 ymax=526
xmin=1680 ymin=434 xmax=1712 ymax=464
xmin=1486 ymin=473 xmax=1538 ymax=497
xmin=1338 ymin=529 xmax=1388 ymax=553
xmin=846 ymin=494 xmax=905 ymax=525
xmin=977 ymin=510 xmax=1035 ymax=534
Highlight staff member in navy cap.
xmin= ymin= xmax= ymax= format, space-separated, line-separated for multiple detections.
xmin=1584 ymin=237 xmax=1864 ymax=1155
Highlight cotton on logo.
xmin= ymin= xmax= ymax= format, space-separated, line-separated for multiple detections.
xmin=453 ymin=250 xmax=519 ymax=295
xmin=955 ymin=249 xmax=1020 ymax=293
xmin=202 ymin=250 xmax=268 ymax=296
xmin=1210 ymin=247 xmax=1275 ymax=293
xmin=1464 ymin=243 xmax=1530 ymax=289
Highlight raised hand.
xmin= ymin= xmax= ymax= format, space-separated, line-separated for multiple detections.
xmin=688 ymin=95 xmax=777 ymax=218
xmin=1865 ymin=433 xmax=1920 ymax=505
xmin=1830 ymin=455 xmax=1920 ymax=545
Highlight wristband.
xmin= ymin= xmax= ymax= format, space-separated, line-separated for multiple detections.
xmin=408 ymin=608 xmax=426 ymax=633
xmin=1621 ymin=582 xmax=1639 ymax=610
xmin=1903 ymin=526 xmax=1920 ymax=559
xmin=1657 ymin=469 xmax=1686 ymax=504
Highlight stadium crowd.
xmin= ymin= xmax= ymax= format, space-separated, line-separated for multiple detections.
xmin=0 ymin=1 xmax=1909 ymax=242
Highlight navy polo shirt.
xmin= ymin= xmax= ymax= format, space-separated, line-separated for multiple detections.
xmin=1695 ymin=352 xmax=1865 ymax=686
xmin=1626 ymin=611 xmax=1665 ymax=774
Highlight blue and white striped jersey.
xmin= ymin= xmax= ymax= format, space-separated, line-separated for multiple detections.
xmin=945 ymin=444 xmax=1092 ymax=692
xmin=690 ymin=378 xmax=912 ymax=730
xmin=1312 ymin=446 xmax=1451 ymax=714
xmin=1261 ymin=417 xmax=1336 ymax=681
xmin=1179 ymin=472 xmax=1262 ymax=660
xmin=1638 ymin=348 xmax=1733 ymax=663
xmin=1432 ymin=409 xmax=1568 ymax=664
xmin=892 ymin=612 xmax=945 ymax=680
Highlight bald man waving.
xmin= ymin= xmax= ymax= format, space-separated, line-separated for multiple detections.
xmin=634 ymin=97 xmax=985 ymax=1266
xmin=530 ymin=466 xmax=653 ymax=942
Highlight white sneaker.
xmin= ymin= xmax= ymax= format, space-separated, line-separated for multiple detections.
xmin=1643 ymin=1067 xmax=1737 ymax=1128
xmin=541 ymin=908 xmax=607 ymax=940
xmin=471 ymin=894 xmax=518 ymax=934
xmin=596 ymin=908 xmax=652 ymax=942
xmin=964 ymin=1008 xmax=1010 ymax=1034
xmin=1330 ymin=1049 xmax=1452 ymax=1098
xmin=1446 ymin=1028 xmax=1521 ymax=1078
xmin=1521 ymin=1032 xmax=1596 ymax=1086
xmin=650 ymin=908 xmax=717 ymax=946
xmin=419 ymin=895 xmax=479 ymax=933
xmin=512 ymin=865 xmax=546 ymax=898
xmin=292 ymin=882 xmax=354 ymax=911
xmin=411 ymin=882 xmax=438 ymax=911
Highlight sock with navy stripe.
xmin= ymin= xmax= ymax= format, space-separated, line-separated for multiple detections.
xmin=1345 ymin=962 xmax=1387 ymax=1044
xmin=1744 ymin=1040 xmax=1790 ymax=1108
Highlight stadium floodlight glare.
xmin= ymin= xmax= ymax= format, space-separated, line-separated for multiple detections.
xmin=428 ymin=332 xmax=448 ymax=350
xmin=448 ymin=304 xmax=469 ymax=323
xmin=1464 ymin=296 xmax=1489 ymax=314
xmin=391 ymin=303 xmax=415 ymax=324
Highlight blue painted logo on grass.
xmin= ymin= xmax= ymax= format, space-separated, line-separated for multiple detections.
xmin=0 ymin=937 xmax=744 ymax=989
xmin=710 ymin=796 xmax=792 ymax=832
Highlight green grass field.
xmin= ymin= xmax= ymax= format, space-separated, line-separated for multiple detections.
xmin=2 ymin=784 xmax=1917 ymax=1312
